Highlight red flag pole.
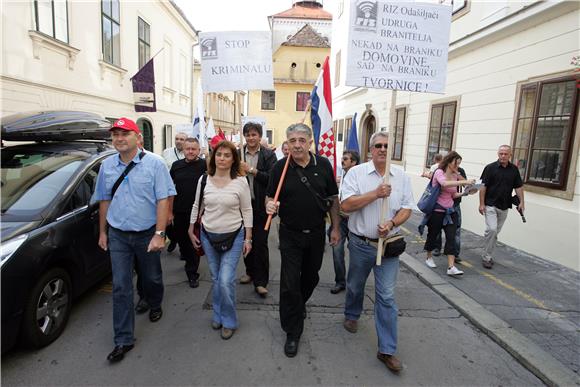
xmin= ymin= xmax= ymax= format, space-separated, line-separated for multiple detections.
xmin=264 ymin=103 xmax=311 ymax=231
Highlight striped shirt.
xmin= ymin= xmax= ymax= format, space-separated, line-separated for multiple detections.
xmin=341 ymin=162 xmax=415 ymax=239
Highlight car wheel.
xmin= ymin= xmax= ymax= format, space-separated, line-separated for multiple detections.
xmin=22 ymin=268 xmax=72 ymax=349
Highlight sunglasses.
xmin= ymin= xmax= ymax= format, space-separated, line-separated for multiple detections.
xmin=373 ymin=143 xmax=388 ymax=149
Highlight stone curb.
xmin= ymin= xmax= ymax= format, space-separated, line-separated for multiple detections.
xmin=400 ymin=252 xmax=579 ymax=387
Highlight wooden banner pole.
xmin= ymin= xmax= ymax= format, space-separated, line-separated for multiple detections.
xmin=264 ymin=102 xmax=312 ymax=231
xmin=376 ymin=90 xmax=397 ymax=265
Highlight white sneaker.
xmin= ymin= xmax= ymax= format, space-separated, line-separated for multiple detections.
xmin=425 ymin=258 xmax=437 ymax=268
xmin=447 ymin=266 xmax=464 ymax=276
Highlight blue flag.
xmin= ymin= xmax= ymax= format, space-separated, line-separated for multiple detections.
xmin=346 ymin=112 xmax=359 ymax=152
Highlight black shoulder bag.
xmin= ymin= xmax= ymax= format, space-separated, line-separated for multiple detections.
xmin=294 ymin=167 xmax=334 ymax=213
xmin=111 ymin=151 xmax=146 ymax=197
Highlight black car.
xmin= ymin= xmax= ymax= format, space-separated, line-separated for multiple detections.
xmin=1 ymin=111 xmax=116 ymax=353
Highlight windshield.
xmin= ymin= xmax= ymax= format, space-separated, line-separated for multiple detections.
xmin=1 ymin=148 xmax=85 ymax=216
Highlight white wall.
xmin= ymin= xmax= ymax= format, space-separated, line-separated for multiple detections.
xmin=330 ymin=1 xmax=580 ymax=270
xmin=1 ymin=0 xmax=197 ymax=154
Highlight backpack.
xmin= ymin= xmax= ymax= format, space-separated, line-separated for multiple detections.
xmin=417 ymin=174 xmax=441 ymax=214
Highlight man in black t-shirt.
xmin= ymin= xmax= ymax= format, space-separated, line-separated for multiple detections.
xmin=266 ymin=123 xmax=340 ymax=358
xmin=170 ymin=138 xmax=207 ymax=287
xmin=479 ymin=145 xmax=524 ymax=269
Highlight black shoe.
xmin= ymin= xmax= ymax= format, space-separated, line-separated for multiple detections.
xmin=284 ymin=337 xmax=299 ymax=358
xmin=189 ymin=278 xmax=199 ymax=288
xmin=149 ymin=308 xmax=163 ymax=322
xmin=107 ymin=344 xmax=134 ymax=363
xmin=167 ymin=240 xmax=177 ymax=253
xmin=330 ymin=285 xmax=346 ymax=294
xmin=135 ymin=298 xmax=149 ymax=314
xmin=433 ymin=249 xmax=442 ymax=256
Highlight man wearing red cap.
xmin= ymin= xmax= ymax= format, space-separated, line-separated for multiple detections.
xmin=94 ymin=117 xmax=176 ymax=363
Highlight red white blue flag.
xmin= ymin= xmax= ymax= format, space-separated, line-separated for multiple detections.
xmin=311 ymin=56 xmax=335 ymax=174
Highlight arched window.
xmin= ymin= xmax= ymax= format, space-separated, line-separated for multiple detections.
xmin=361 ymin=115 xmax=375 ymax=161
xmin=137 ymin=118 xmax=153 ymax=152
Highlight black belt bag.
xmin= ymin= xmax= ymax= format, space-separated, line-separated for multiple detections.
xmin=382 ymin=237 xmax=406 ymax=258
xmin=203 ymin=226 xmax=241 ymax=252
xmin=352 ymin=232 xmax=407 ymax=258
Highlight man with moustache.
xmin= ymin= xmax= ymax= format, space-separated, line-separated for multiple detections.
xmin=162 ymin=132 xmax=188 ymax=252
xmin=329 ymin=150 xmax=360 ymax=294
xmin=479 ymin=145 xmax=524 ymax=269
xmin=170 ymin=138 xmax=207 ymax=288
xmin=94 ymin=118 xmax=175 ymax=363
xmin=239 ymin=122 xmax=277 ymax=296
xmin=266 ymin=123 xmax=340 ymax=357
xmin=162 ymin=132 xmax=188 ymax=168
xmin=340 ymin=132 xmax=414 ymax=372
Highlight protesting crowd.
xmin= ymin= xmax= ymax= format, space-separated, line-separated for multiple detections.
xmin=94 ymin=116 xmax=524 ymax=372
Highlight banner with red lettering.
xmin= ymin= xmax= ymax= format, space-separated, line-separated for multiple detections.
xmin=199 ymin=31 xmax=274 ymax=93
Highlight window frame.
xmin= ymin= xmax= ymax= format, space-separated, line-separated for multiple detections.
xmin=512 ymin=76 xmax=578 ymax=190
xmin=392 ymin=107 xmax=406 ymax=161
xmin=261 ymin=90 xmax=276 ymax=111
xmin=295 ymin=91 xmax=310 ymax=112
xmin=101 ymin=0 xmax=121 ymax=66
xmin=425 ymin=101 xmax=457 ymax=168
xmin=34 ymin=0 xmax=69 ymax=43
xmin=138 ymin=17 xmax=150 ymax=69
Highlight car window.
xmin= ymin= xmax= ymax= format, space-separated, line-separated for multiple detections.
xmin=1 ymin=149 xmax=85 ymax=216
xmin=71 ymin=163 xmax=101 ymax=209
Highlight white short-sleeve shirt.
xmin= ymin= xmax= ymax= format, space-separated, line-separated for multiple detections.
xmin=341 ymin=162 xmax=415 ymax=239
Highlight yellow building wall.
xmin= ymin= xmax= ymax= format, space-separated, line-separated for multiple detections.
xmin=248 ymin=45 xmax=330 ymax=147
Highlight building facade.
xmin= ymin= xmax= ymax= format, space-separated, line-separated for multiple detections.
xmin=1 ymin=0 xmax=198 ymax=154
xmin=331 ymin=0 xmax=580 ymax=270
xmin=248 ymin=1 xmax=332 ymax=146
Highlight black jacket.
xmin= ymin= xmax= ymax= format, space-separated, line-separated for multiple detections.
xmin=242 ymin=146 xmax=277 ymax=214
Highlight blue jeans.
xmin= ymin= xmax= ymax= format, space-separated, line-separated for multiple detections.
xmin=434 ymin=204 xmax=462 ymax=255
xmin=327 ymin=217 xmax=349 ymax=288
xmin=108 ymin=227 xmax=164 ymax=346
xmin=345 ymin=233 xmax=399 ymax=355
xmin=201 ymin=228 xmax=244 ymax=329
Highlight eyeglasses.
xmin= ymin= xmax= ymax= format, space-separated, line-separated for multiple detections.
xmin=373 ymin=143 xmax=388 ymax=149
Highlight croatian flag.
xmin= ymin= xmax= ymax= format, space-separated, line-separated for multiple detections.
xmin=311 ymin=56 xmax=335 ymax=174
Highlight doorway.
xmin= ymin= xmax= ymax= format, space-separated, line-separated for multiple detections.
xmin=137 ymin=118 xmax=153 ymax=152
xmin=361 ymin=115 xmax=376 ymax=161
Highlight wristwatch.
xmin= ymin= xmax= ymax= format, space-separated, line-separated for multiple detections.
xmin=155 ymin=230 xmax=166 ymax=238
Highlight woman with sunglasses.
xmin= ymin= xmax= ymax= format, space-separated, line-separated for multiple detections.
xmin=189 ymin=140 xmax=253 ymax=340
xmin=424 ymin=151 xmax=475 ymax=276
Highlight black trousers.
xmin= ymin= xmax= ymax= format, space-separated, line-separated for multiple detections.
xmin=173 ymin=212 xmax=200 ymax=280
xmin=243 ymin=209 xmax=270 ymax=287
xmin=279 ymin=224 xmax=325 ymax=339
xmin=425 ymin=211 xmax=458 ymax=256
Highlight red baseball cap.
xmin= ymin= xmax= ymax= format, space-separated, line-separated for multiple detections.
xmin=110 ymin=117 xmax=140 ymax=134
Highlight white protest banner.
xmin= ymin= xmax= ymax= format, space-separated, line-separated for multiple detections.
xmin=346 ymin=1 xmax=452 ymax=94
xmin=200 ymin=31 xmax=274 ymax=93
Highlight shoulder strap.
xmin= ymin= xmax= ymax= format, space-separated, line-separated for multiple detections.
xmin=111 ymin=151 xmax=145 ymax=198
xmin=196 ymin=174 xmax=208 ymax=220
xmin=294 ymin=167 xmax=329 ymax=212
